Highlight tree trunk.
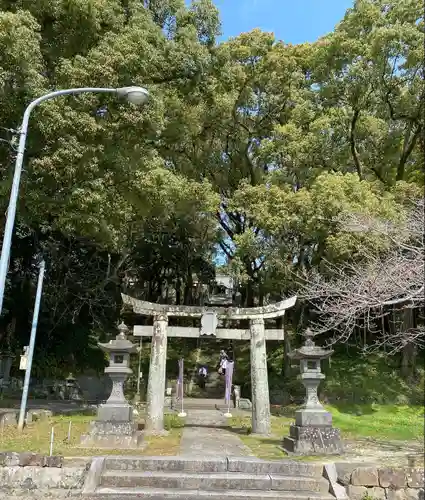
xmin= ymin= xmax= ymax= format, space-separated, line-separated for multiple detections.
xmin=246 ymin=280 xmax=255 ymax=307
xmin=259 ymin=288 xmax=264 ymax=306
xmin=183 ymin=271 xmax=193 ymax=305
xmin=401 ymin=341 xmax=417 ymax=379
xmin=175 ymin=279 xmax=181 ymax=305
xmin=278 ymin=317 xmax=292 ymax=378
xmin=400 ymin=308 xmax=417 ymax=379
xmin=3 ymin=317 xmax=16 ymax=352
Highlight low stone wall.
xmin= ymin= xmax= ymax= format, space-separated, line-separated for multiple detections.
xmin=1 ymin=373 xmax=111 ymax=402
xmin=336 ymin=463 xmax=424 ymax=500
xmin=0 ymin=456 xmax=423 ymax=498
xmin=0 ymin=453 xmax=88 ymax=494
xmin=0 ymin=409 xmax=54 ymax=427
xmin=0 ymin=452 xmax=64 ymax=467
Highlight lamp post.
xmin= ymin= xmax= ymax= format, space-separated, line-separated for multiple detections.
xmin=0 ymin=86 xmax=149 ymax=317
xmin=17 ymin=258 xmax=45 ymax=431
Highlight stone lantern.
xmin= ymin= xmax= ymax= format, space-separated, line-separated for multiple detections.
xmin=65 ymin=373 xmax=76 ymax=387
xmin=80 ymin=322 xmax=143 ymax=449
xmin=282 ymin=328 xmax=343 ymax=455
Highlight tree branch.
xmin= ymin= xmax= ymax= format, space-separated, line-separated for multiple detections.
xmin=397 ymin=124 xmax=422 ymax=181
xmin=216 ymin=211 xmax=234 ymax=239
xmin=350 ymin=108 xmax=363 ymax=180
xmin=300 ymin=200 xmax=424 ymax=352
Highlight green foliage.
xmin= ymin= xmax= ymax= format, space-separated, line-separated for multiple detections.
xmin=0 ymin=0 xmax=223 ymax=369
xmin=0 ymin=0 xmax=423 ymax=373
xmin=322 ymin=351 xmax=425 ymax=405
xmin=331 ymin=403 xmax=424 ymax=441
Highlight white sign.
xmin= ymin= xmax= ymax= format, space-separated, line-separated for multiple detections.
xmin=200 ymin=311 xmax=218 ymax=336
xmin=19 ymin=355 xmax=28 ymax=371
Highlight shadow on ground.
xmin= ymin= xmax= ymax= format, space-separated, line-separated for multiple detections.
xmin=182 ymin=423 xmax=249 ymax=435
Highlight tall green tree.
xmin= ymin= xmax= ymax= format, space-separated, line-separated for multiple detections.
xmin=0 ymin=0 xmax=221 ymax=372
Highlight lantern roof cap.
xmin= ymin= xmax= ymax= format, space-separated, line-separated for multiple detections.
xmin=98 ymin=322 xmax=137 ymax=353
xmin=289 ymin=328 xmax=333 ymax=360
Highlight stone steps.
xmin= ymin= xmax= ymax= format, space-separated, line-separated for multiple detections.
xmin=83 ymin=456 xmax=334 ymax=499
xmin=102 ymin=455 xmax=324 ymax=475
xmin=203 ymin=386 xmax=225 ymax=395
xmin=90 ymin=486 xmax=334 ymax=499
xmin=100 ymin=470 xmax=330 ymax=493
xmin=189 ymin=375 xmax=225 ymax=399
xmin=173 ymin=398 xmax=226 ymax=411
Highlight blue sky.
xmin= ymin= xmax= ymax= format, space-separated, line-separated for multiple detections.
xmin=213 ymin=0 xmax=354 ymax=43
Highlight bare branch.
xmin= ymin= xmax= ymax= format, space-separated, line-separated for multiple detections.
xmin=300 ymin=199 xmax=425 ymax=353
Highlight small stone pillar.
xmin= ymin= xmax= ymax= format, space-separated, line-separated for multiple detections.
xmin=80 ymin=322 xmax=143 ymax=449
xmin=250 ymin=317 xmax=271 ymax=435
xmin=232 ymin=384 xmax=241 ymax=409
xmin=145 ymin=313 xmax=168 ymax=435
xmin=282 ymin=328 xmax=343 ymax=455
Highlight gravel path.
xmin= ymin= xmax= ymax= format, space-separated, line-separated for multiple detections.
xmin=179 ymin=409 xmax=254 ymax=457
xmin=340 ymin=437 xmax=424 ymax=466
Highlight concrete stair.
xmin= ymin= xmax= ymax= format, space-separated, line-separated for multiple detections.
xmin=91 ymin=488 xmax=332 ymax=499
xmin=189 ymin=371 xmax=226 ymax=399
xmin=100 ymin=469 xmax=329 ymax=491
xmin=188 ymin=339 xmax=228 ymax=399
xmin=83 ymin=456 xmax=335 ymax=499
xmin=174 ymin=398 xmax=225 ymax=411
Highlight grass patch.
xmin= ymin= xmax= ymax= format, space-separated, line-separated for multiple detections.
xmin=330 ymin=404 xmax=424 ymax=441
xmin=142 ymin=413 xmax=184 ymax=456
xmin=0 ymin=412 xmax=184 ymax=456
xmin=230 ymin=413 xmax=293 ymax=460
xmin=230 ymin=404 xmax=424 ymax=460
xmin=0 ymin=414 xmax=93 ymax=456
xmin=239 ymin=433 xmax=287 ymax=460
xmin=142 ymin=429 xmax=182 ymax=456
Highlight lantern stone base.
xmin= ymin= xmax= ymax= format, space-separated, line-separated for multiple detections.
xmin=295 ymin=407 xmax=333 ymax=427
xmin=97 ymin=402 xmax=133 ymax=422
xmin=80 ymin=420 xmax=144 ymax=449
xmin=282 ymin=423 xmax=343 ymax=455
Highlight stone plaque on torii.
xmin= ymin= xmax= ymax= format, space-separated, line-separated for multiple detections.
xmin=200 ymin=311 xmax=218 ymax=336
xmin=122 ymin=293 xmax=297 ymax=436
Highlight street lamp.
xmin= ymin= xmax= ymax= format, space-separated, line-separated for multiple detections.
xmin=0 ymin=86 xmax=149 ymax=316
xmin=117 ymin=87 xmax=149 ymax=105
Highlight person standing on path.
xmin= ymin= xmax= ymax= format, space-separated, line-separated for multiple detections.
xmin=198 ymin=366 xmax=208 ymax=389
xmin=217 ymin=350 xmax=228 ymax=375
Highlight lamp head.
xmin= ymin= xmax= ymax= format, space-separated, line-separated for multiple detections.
xmin=116 ymin=86 xmax=149 ymax=105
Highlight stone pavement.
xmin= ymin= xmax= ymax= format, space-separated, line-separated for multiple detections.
xmin=179 ymin=409 xmax=254 ymax=456
xmin=340 ymin=437 xmax=425 ymax=466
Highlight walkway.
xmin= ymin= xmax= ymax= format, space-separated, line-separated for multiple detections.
xmin=179 ymin=408 xmax=254 ymax=456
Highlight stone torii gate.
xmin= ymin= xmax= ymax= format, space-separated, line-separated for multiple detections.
xmin=122 ymin=293 xmax=297 ymax=436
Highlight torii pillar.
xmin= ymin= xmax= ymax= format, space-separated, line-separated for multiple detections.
xmin=250 ymin=317 xmax=271 ymax=435
xmin=145 ymin=314 xmax=168 ymax=435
